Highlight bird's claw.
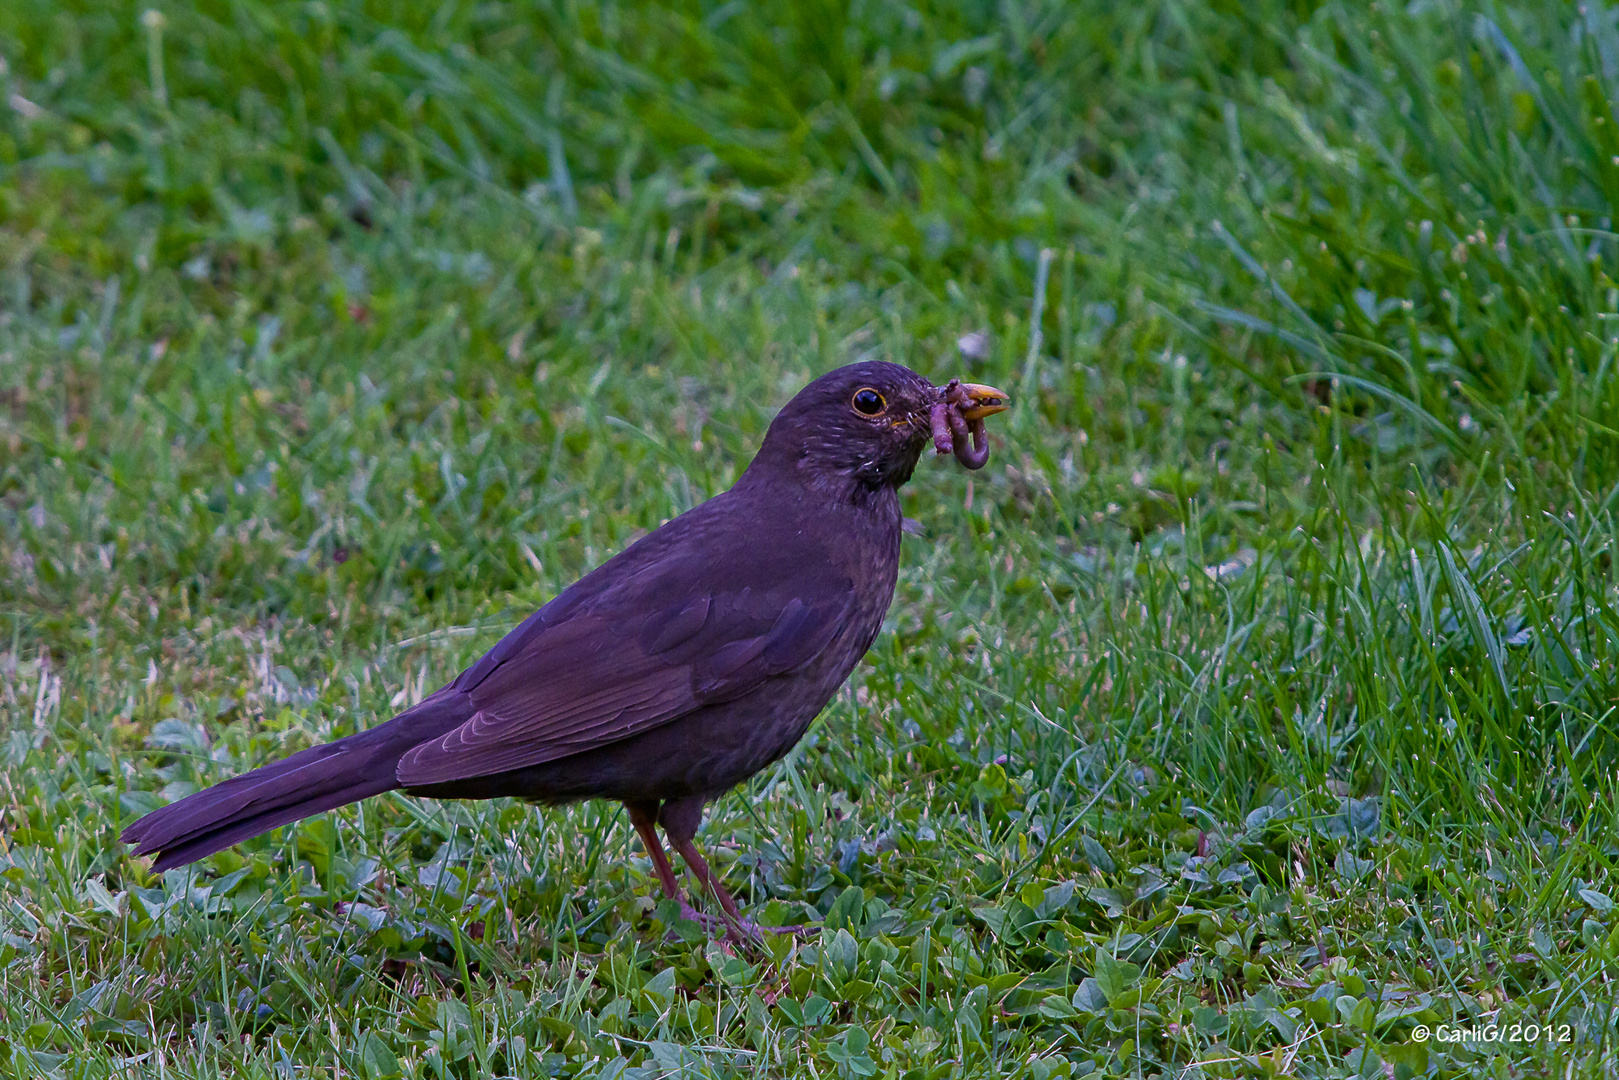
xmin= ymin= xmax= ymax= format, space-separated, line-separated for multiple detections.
xmin=660 ymin=901 xmax=726 ymax=944
xmin=657 ymin=900 xmax=815 ymax=952
xmin=723 ymin=918 xmax=816 ymax=943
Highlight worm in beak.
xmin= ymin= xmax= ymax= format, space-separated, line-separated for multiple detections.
xmin=930 ymin=379 xmax=1009 ymax=470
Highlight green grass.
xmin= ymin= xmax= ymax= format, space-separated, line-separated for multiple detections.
xmin=3 ymin=0 xmax=1619 ymax=1076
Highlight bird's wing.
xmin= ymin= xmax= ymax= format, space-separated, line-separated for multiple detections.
xmin=393 ymin=557 xmax=856 ymax=787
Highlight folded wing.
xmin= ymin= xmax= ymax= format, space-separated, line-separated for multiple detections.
xmin=394 ymin=578 xmax=854 ymax=787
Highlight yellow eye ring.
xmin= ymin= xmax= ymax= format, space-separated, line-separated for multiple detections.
xmin=851 ymin=387 xmax=886 ymax=416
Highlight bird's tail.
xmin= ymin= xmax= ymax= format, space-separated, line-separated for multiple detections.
xmin=122 ymin=692 xmax=471 ymax=871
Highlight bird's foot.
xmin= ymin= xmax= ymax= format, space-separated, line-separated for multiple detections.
xmin=662 ymin=901 xmax=725 ymax=941
xmin=651 ymin=896 xmax=816 ymax=949
xmin=719 ymin=917 xmax=789 ymax=941
xmin=752 ymin=921 xmax=816 ymax=938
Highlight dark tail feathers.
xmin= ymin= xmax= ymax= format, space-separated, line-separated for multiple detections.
xmin=122 ymin=693 xmax=470 ymax=871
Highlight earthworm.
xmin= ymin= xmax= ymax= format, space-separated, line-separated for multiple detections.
xmin=930 ymin=380 xmax=992 ymax=470
xmin=928 ymin=399 xmax=955 ymax=456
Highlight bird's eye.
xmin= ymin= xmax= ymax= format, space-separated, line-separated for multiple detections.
xmin=851 ymin=388 xmax=886 ymax=416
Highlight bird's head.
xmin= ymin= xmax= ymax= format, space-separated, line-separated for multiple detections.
xmin=747 ymin=361 xmax=1008 ymax=498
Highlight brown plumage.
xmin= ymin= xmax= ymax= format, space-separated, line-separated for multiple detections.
xmin=122 ymin=361 xmax=1008 ymax=931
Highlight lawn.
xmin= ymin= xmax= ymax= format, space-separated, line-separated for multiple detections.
xmin=2 ymin=0 xmax=1618 ymax=1076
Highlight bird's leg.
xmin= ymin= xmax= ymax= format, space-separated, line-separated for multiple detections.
xmin=659 ymin=798 xmax=766 ymax=941
xmin=626 ymin=801 xmax=682 ymax=901
xmin=657 ymin=798 xmax=809 ymax=943
xmin=667 ymin=833 xmax=745 ymax=924
xmin=657 ymin=798 xmax=741 ymax=924
xmin=628 ymin=800 xmax=723 ymax=935
xmin=668 ymin=836 xmax=814 ymax=942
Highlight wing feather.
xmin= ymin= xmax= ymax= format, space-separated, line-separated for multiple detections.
xmin=395 ymin=579 xmax=853 ymax=787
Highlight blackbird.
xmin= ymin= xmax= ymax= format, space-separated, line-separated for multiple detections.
xmin=123 ymin=361 xmax=1008 ymax=930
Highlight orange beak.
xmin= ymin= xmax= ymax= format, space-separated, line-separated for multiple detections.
xmin=955 ymin=382 xmax=1010 ymax=421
